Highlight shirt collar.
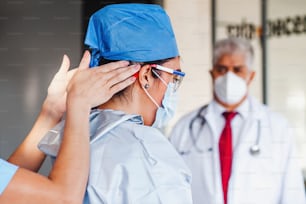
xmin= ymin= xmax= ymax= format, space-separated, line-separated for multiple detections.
xmin=236 ymin=97 xmax=250 ymax=119
xmin=211 ymin=100 xmax=226 ymax=117
xmin=212 ymin=96 xmax=250 ymax=119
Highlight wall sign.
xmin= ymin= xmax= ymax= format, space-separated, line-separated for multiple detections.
xmin=226 ymin=14 xmax=306 ymax=39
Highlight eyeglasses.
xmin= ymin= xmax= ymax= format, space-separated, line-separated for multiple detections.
xmin=151 ymin=64 xmax=185 ymax=92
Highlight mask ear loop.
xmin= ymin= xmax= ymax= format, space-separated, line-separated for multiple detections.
xmin=141 ymin=67 xmax=169 ymax=109
xmin=152 ymin=69 xmax=168 ymax=87
xmin=152 ymin=69 xmax=177 ymax=95
xmin=142 ymin=84 xmax=160 ymax=108
xmin=150 ymin=69 xmax=175 ymax=116
xmin=245 ymin=70 xmax=253 ymax=85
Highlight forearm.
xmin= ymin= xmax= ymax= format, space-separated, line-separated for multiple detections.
xmin=8 ymin=102 xmax=61 ymax=172
xmin=2 ymin=101 xmax=90 ymax=204
xmin=48 ymin=101 xmax=90 ymax=199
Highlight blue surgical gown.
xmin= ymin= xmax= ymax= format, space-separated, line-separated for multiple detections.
xmin=0 ymin=159 xmax=18 ymax=195
xmin=38 ymin=109 xmax=193 ymax=204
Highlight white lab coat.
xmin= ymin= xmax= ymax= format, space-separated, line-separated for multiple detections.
xmin=170 ymin=96 xmax=306 ymax=204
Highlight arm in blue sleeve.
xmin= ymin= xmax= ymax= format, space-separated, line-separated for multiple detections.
xmin=0 ymin=159 xmax=18 ymax=195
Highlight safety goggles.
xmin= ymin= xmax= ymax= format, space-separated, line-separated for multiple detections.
xmin=151 ymin=64 xmax=185 ymax=92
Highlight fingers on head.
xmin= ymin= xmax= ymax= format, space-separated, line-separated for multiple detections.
xmin=109 ymin=77 xmax=136 ymax=95
xmin=102 ymin=64 xmax=140 ymax=82
xmin=98 ymin=61 xmax=130 ymax=72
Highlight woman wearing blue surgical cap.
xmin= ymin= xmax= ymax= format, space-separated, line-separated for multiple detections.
xmin=39 ymin=3 xmax=193 ymax=204
xmin=0 ymin=52 xmax=139 ymax=204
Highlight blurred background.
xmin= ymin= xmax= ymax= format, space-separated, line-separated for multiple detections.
xmin=0 ymin=0 xmax=305 ymax=189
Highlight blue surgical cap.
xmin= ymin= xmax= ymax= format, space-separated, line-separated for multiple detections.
xmin=84 ymin=3 xmax=179 ymax=67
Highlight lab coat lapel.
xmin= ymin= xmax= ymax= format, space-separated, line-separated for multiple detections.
xmin=228 ymin=96 xmax=265 ymax=204
xmin=203 ymin=102 xmax=225 ymax=204
xmin=232 ymin=96 xmax=264 ymax=157
xmin=204 ymin=102 xmax=219 ymax=143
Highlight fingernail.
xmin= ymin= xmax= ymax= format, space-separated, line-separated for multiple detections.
xmin=122 ymin=60 xmax=129 ymax=66
xmin=131 ymin=76 xmax=136 ymax=81
xmin=84 ymin=50 xmax=90 ymax=57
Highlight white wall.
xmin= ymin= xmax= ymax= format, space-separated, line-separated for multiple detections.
xmin=268 ymin=0 xmax=306 ymax=174
xmin=164 ymin=0 xmax=212 ymax=133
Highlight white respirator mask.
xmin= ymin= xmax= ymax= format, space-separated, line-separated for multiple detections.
xmin=214 ymin=71 xmax=248 ymax=105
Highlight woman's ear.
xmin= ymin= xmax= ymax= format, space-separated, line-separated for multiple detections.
xmin=138 ymin=64 xmax=153 ymax=89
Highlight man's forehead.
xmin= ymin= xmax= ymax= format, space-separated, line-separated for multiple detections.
xmin=217 ymin=55 xmax=247 ymax=66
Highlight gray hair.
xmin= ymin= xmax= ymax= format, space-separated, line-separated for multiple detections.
xmin=213 ymin=37 xmax=254 ymax=69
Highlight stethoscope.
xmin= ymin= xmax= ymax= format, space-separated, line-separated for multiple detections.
xmin=179 ymin=105 xmax=261 ymax=156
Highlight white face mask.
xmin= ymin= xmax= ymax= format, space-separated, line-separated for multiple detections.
xmin=214 ymin=71 xmax=247 ymax=105
xmin=142 ymin=70 xmax=177 ymax=129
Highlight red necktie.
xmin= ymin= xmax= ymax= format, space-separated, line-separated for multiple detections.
xmin=219 ymin=112 xmax=237 ymax=204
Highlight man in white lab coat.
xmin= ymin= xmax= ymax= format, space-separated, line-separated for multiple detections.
xmin=169 ymin=37 xmax=306 ymax=204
